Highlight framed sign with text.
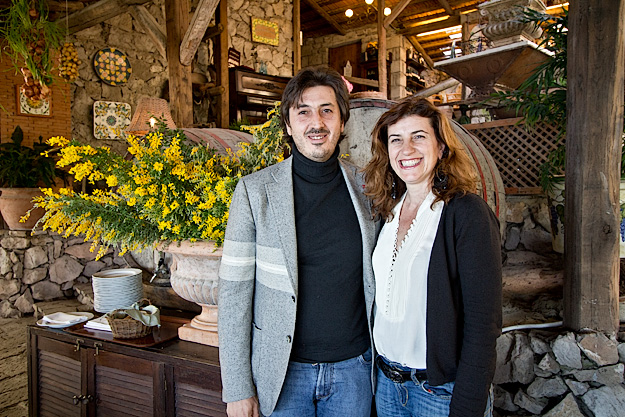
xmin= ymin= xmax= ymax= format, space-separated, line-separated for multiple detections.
xmin=16 ymin=86 xmax=51 ymax=117
xmin=251 ymin=18 xmax=279 ymax=46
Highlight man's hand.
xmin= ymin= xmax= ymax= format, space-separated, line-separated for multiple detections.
xmin=227 ymin=396 xmax=259 ymax=417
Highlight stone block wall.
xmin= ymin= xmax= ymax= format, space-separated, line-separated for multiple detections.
xmin=0 ymin=230 xmax=143 ymax=318
xmin=494 ymin=329 xmax=625 ymax=416
xmin=504 ymin=195 xmax=554 ymax=253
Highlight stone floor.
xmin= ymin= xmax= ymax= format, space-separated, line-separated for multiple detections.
xmin=0 ymin=250 xmax=566 ymax=417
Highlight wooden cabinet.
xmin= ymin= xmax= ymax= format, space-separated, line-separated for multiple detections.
xmin=28 ymin=325 xmax=226 ymax=417
xmin=359 ymin=60 xmax=391 ymax=92
xmin=228 ymin=67 xmax=290 ymax=125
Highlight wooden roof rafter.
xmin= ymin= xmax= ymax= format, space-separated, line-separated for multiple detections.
xmin=58 ymin=0 xmax=151 ymax=34
xmin=303 ymin=0 xmax=346 ymax=36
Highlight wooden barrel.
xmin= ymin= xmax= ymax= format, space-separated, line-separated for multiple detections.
xmin=181 ymin=128 xmax=254 ymax=155
xmin=342 ymin=98 xmax=507 ymax=238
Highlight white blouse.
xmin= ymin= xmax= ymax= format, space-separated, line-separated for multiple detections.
xmin=372 ymin=191 xmax=443 ymax=369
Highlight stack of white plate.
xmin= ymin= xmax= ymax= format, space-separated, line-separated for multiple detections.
xmin=92 ymin=268 xmax=144 ymax=313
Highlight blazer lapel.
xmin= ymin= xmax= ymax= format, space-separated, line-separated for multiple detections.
xmin=340 ymin=160 xmax=376 ymax=254
xmin=265 ymin=157 xmax=299 ymax=295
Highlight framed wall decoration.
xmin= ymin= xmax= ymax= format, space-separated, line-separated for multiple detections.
xmin=93 ymin=101 xmax=132 ymax=140
xmin=251 ymin=18 xmax=279 ymax=46
xmin=16 ymin=86 xmax=51 ymax=117
xmin=93 ymin=47 xmax=132 ymax=86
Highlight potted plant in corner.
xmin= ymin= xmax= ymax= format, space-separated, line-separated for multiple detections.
xmin=0 ymin=126 xmax=64 ymax=230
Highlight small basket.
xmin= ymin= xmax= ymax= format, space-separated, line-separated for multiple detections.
xmin=105 ymin=298 xmax=155 ymax=339
xmin=106 ymin=314 xmax=153 ymax=339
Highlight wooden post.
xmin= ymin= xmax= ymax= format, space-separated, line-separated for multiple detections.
xmin=377 ymin=0 xmax=387 ymax=98
xmin=215 ymin=0 xmax=229 ymax=128
xmin=293 ymin=0 xmax=301 ymax=72
xmin=564 ymin=0 xmax=625 ymax=332
xmin=165 ymin=0 xmax=193 ymax=128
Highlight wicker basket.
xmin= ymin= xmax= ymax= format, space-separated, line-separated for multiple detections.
xmin=106 ymin=313 xmax=153 ymax=339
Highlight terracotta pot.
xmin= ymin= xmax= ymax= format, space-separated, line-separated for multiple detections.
xmin=159 ymin=240 xmax=223 ymax=346
xmin=0 ymin=188 xmax=45 ymax=230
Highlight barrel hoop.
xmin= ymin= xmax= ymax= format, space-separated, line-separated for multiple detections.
xmin=463 ymin=141 xmax=488 ymax=203
xmin=471 ymin=133 xmax=502 ymax=218
xmin=228 ymin=130 xmax=254 ymax=144
xmin=204 ymin=131 xmax=233 ymax=153
xmin=456 ymin=124 xmax=502 ymax=218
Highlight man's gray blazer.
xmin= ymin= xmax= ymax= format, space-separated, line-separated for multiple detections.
xmin=218 ymin=155 xmax=377 ymax=416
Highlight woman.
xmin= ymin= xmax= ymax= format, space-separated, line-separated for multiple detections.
xmin=363 ymin=97 xmax=502 ymax=417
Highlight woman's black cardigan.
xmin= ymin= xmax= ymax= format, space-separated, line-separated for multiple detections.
xmin=424 ymin=192 xmax=502 ymax=416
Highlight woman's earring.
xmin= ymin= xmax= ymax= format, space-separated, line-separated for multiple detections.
xmin=391 ymin=179 xmax=397 ymax=200
xmin=434 ymin=167 xmax=448 ymax=191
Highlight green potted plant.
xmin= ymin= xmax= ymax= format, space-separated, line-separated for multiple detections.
xmin=0 ymin=0 xmax=63 ymax=101
xmin=0 ymin=125 xmax=64 ymax=230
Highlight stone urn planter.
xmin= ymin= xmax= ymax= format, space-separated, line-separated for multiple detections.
xmin=479 ymin=0 xmax=547 ymax=47
xmin=0 ymin=188 xmax=45 ymax=230
xmin=160 ymin=240 xmax=222 ymax=346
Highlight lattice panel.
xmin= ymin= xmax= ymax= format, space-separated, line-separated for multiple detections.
xmin=465 ymin=120 xmax=562 ymax=192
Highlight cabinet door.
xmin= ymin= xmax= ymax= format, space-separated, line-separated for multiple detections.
xmin=90 ymin=350 xmax=165 ymax=417
xmin=173 ymin=365 xmax=226 ymax=416
xmin=34 ymin=337 xmax=83 ymax=417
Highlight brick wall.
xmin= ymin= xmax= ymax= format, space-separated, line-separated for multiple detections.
xmin=0 ymin=54 xmax=71 ymax=147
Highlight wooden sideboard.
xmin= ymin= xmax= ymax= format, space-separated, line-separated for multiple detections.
xmin=228 ymin=67 xmax=290 ymax=125
xmin=28 ymin=324 xmax=226 ymax=417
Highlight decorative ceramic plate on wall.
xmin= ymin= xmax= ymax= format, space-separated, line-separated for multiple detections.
xmin=93 ymin=47 xmax=132 ymax=85
xmin=93 ymin=101 xmax=131 ymax=140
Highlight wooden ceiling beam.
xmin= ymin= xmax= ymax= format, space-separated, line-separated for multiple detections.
xmin=180 ymin=0 xmax=219 ymax=66
xmin=407 ymin=35 xmax=435 ymax=69
xmin=303 ymin=0 xmax=346 ymax=36
xmin=58 ymin=0 xmax=150 ymax=34
xmin=384 ymin=0 xmax=411 ymax=28
xmin=399 ymin=15 xmax=461 ymax=36
xmin=129 ymin=5 xmax=167 ymax=60
xmin=436 ymin=0 xmax=456 ymax=16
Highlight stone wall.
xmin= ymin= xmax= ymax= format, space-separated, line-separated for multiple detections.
xmin=67 ymin=0 xmax=294 ymax=153
xmin=0 ymin=229 xmax=144 ymax=318
xmin=504 ymin=195 xmax=554 ymax=254
xmin=228 ymin=0 xmax=293 ymax=77
xmin=494 ymin=328 xmax=625 ymax=416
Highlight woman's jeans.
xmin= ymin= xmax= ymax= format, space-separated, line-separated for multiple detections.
xmin=375 ymin=357 xmax=493 ymax=417
xmin=266 ymin=348 xmax=373 ymax=417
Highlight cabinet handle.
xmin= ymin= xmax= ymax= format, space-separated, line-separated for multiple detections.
xmin=94 ymin=342 xmax=102 ymax=356
xmin=72 ymin=395 xmax=80 ymax=405
xmin=81 ymin=395 xmax=94 ymax=404
xmin=74 ymin=339 xmax=84 ymax=352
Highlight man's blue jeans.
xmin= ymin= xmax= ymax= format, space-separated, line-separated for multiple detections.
xmin=375 ymin=357 xmax=493 ymax=417
xmin=265 ymin=348 xmax=373 ymax=417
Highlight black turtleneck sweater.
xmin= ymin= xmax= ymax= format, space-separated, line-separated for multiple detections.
xmin=290 ymin=145 xmax=369 ymax=363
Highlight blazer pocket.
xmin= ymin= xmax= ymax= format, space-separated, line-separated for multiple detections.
xmin=251 ymin=323 xmax=264 ymax=383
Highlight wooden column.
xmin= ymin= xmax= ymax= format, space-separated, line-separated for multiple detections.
xmin=564 ymin=0 xmax=625 ymax=332
xmin=215 ymin=0 xmax=229 ymax=128
xmin=377 ymin=0 xmax=387 ymax=98
xmin=293 ymin=0 xmax=301 ymax=72
xmin=165 ymin=0 xmax=193 ymax=128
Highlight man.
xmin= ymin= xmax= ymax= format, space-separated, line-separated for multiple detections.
xmin=218 ymin=66 xmax=377 ymax=417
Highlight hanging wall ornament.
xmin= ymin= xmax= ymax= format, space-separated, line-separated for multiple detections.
xmin=93 ymin=47 xmax=132 ymax=86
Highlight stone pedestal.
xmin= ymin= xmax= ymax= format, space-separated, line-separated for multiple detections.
xmin=160 ymin=240 xmax=222 ymax=347
xmin=177 ymin=304 xmax=219 ymax=346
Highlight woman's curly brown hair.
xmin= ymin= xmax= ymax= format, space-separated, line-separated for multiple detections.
xmin=363 ymin=97 xmax=477 ymax=221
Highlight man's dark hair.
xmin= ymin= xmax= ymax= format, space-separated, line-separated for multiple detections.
xmin=280 ymin=66 xmax=350 ymax=142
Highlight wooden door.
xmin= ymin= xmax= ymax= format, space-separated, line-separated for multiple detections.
xmin=329 ymin=41 xmax=361 ymax=92
xmin=32 ymin=337 xmax=83 ymax=417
